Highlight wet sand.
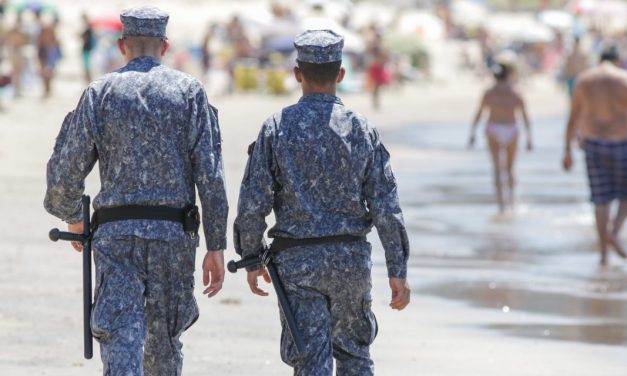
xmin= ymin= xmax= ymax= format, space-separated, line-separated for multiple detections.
xmin=1 ymin=1 xmax=627 ymax=375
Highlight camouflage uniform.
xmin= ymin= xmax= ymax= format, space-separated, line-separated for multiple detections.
xmin=234 ymin=30 xmax=409 ymax=376
xmin=44 ymin=6 xmax=227 ymax=376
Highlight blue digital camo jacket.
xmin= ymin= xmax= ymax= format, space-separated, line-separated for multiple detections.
xmin=45 ymin=56 xmax=228 ymax=250
xmin=234 ymin=93 xmax=408 ymax=278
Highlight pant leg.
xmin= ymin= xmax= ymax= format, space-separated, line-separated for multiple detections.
xmin=91 ymin=237 xmax=147 ymax=376
xmin=274 ymin=250 xmax=334 ymax=376
xmin=143 ymin=237 xmax=198 ymax=376
xmin=329 ymin=245 xmax=376 ymax=376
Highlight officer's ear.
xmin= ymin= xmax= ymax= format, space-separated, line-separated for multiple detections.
xmin=160 ymin=38 xmax=170 ymax=57
xmin=336 ymin=67 xmax=345 ymax=84
xmin=117 ymin=38 xmax=127 ymax=56
xmin=293 ymin=66 xmax=303 ymax=83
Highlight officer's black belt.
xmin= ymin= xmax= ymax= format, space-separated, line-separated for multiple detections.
xmin=270 ymin=235 xmax=366 ymax=252
xmin=91 ymin=204 xmax=200 ymax=233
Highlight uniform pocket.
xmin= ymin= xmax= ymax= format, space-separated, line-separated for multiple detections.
xmin=361 ymin=294 xmax=378 ymax=345
xmin=172 ymin=279 xmax=200 ymax=337
xmin=90 ymin=270 xmax=109 ymax=342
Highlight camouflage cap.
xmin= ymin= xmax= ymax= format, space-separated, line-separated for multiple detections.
xmin=294 ymin=30 xmax=344 ymax=64
xmin=120 ymin=6 xmax=169 ymax=39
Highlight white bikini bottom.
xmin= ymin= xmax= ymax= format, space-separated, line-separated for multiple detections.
xmin=486 ymin=123 xmax=518 ymax=146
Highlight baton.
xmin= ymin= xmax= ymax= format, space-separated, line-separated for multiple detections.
xmin=48 ymin=195 xmax=93 ymax=360
xmin=228 ymin=249 xmax=306 ymax=355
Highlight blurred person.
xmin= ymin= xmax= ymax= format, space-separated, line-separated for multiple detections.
xmin=469 ymin=63 xmax=533 ymax=213
xmin=477 ymin=26 xmax=494 ymax=74
xmin=43 ymin=6 xmax=228 ymax=375
xmin=226 ymin=15 xmax=253 ymax=59
xmin=562 ymin=37 xmax=588 ymax=97
xmin=36 ymin=13 xmax=61 ymax=97
xmin=5 ymin=12 xmax=28 ymax=97
xmin=365 ymin=25 xmax=391 ymax=110
xmin=200 ymin=22 xmax=217 ymax=82
xmin=563 ymin=45 xmax=627 ymax=266
xmin=225 ymin=15 xmax=254 ymax=92
xmin=234 ymin=30 xmax=410 ymax=376
xmin=80 ymin=13 xmax=95 ymax=83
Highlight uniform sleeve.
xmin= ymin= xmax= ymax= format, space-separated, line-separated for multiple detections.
xmin=233 ymin=120 xmax=276 ymax=259
xmin=44 ymin=90 xmax=98 ymax=223
xmin=189 ymin=87 xmax=229 ymax=251
xmin=364 ymin=130 xmax=409 ymax=279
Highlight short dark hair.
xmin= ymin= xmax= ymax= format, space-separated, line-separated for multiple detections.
xmin=600 ymin=45 xmax=620 ymax=63
xmin=491 ymin=63 xmax=510 ymax=81
xmin=297 ymin=60 xmax=342 ymax=85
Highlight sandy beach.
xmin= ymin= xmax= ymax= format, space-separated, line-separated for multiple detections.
xmin=1 ymin=0 xmax=627 ymax=375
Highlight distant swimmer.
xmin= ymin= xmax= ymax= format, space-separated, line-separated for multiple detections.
xmin=563 ymin=45 xmax=627 ymax=266
xmin=468 ymin=62 xmax=533 ymax=213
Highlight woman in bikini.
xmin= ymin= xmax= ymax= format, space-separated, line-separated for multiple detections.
xmin=469 ymin=63 xmax=533 ymax=213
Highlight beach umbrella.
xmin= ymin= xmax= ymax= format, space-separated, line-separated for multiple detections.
xmin=566 ymin=0 xmax=627 ymax=16
xmin=538 ymin=9 xmax=574 ymax=30
xmin=382 ymin=32 xmax=428 ymax=68
xmin=487 ymin=13 xmax=554 ymax=44
xmin=565 ymin=0 xmax=596 ymax=14
xmin=10 ymin=0 xmax=56 ymax=13
xmin=451 ymin=0 xmax=488 ymax=28
xmin=349 ymin=2 xmax=396 ymax=29
xmin=565 ymin=0 xmax=627 ymax=31
xmin=300 ymin=0 xmax=353 ymax=22
xmin=590 ymin=0 xmax=627 ymax=17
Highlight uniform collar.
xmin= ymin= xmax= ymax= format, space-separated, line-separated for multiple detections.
xmin=299 ymin=93 xmax=343 ymax=105
xmin=126 ymin=55 xmax=161 ymax=68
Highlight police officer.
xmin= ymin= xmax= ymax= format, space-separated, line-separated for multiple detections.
xmin=44 ymin=6 xmax=227 ymax=376
xmin=234 ymin=30 xmax=411 ymax=376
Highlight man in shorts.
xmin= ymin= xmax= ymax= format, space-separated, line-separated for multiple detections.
xmin=563 ymin=45 xmax=627 ymax=266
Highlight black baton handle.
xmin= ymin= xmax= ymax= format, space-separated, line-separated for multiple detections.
xmin=228 ymin=253 xmax=306 ymax=355
xmin=227 ymin=257 xmax=262 ymax=273
xmin=48 ymin=195 xmax=93 ymax=359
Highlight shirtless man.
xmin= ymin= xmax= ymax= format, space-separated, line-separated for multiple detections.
xmin=36 ymin=12 xmax=61 ymax=97
xmin=562 ymin=37 xmax=588 ymax=98
xmin=563 ymin=46 xmax=627 ymax=266
xmin=469 ymin=63 xmax=533 ymax=213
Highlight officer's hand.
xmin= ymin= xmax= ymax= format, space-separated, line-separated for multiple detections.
xmin=389 ymin=277 xmax=411 ymax=311
xmin=67 ymin=222 xmax=84 ymax=252
xmin=247 ymin=268 xmax=271 ymax=297
xmin=562 ymin=151 xmax=573 ymax=171
xmin=202 ymin=250 xmax=224 ymax=298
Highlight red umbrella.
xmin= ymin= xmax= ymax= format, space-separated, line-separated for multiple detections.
xmin=89 ymin=16 xmax=123 ymax=31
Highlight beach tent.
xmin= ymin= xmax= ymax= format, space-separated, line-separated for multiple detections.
xmin=487 ymin=13 xmax=554 ymax=44
xmin=451 ymin=0 xmax=489 ymax=28
xmin=393 ymin=10 xmax=446 ymax=41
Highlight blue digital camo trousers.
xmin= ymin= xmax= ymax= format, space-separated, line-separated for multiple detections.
xmin=91 ymin=236 xmax=199 ymax=376
xmin=273 ymin=242 xmax=378 ymax=376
